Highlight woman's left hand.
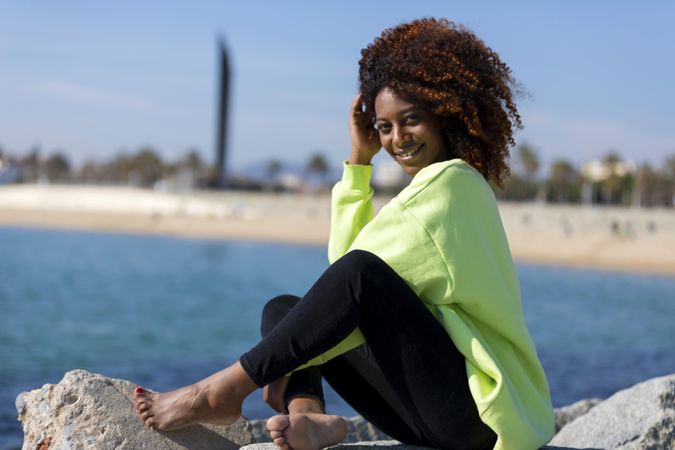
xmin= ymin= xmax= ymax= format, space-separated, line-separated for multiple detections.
xmin=263 ymin=376 xmax=291 ymax=413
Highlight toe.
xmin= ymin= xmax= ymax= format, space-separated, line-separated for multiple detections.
xmin=274 ymin=436 xmax=285 ymax=446
xmin=266 ymin=414 xmax=291 ymax=432
xmin=135 ymin=402 xmax=150 ymax=416
xmin=134 ymin=394 xmax=150 ymax=409
xmin=269 ymin=430 xmax=283 ymax=439
xmin=134 ymin=387 xmax=155 ymax=404
xmin=140 ymin=410 xmax=154 ymax=421
xmin=133 ymin=386 xmax=146 ymax=400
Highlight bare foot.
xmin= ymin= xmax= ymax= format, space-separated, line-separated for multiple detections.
xmin=266 ymin=413 xmax=347 ymax=450
xmin=133 ymin=362 xmax=256 ymax=431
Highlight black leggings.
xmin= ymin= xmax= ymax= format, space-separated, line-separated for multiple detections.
xmin=239 ymin=250 xmax=497 ymax=450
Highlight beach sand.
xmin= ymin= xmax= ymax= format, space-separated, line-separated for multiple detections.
xmin=1 ymin=184 xmax=674 ymax=276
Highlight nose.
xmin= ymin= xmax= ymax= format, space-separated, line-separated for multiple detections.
xmin=393 ymin=125 xmax=411 ymax=147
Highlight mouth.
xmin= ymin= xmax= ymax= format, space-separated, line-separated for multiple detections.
xmin=395 ymin=143 xmax=423 ymax=162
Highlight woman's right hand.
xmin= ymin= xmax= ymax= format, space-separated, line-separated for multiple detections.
xmin=349 ymin=93 xmax=381 ymax=165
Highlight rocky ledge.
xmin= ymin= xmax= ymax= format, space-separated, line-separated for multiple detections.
xmin=15 ymin=370 xmax=675 ymax=449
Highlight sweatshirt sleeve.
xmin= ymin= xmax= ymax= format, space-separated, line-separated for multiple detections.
xmin=327 ymin=162 xmax=374 ymax=264
xmin=288 ymin=162 xmax=373 ymax=373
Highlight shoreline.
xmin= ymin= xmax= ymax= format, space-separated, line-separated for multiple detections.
xmin=0 ymin=208 xmax=330 ymax=247
xmin=1 ymin=184 xmax=674 ymax=276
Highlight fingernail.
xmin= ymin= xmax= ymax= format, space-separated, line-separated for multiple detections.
xmin=135 ymin=387 xmax=144 ymax=393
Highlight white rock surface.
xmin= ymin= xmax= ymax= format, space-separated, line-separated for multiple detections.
xmin=553 ymin=398 xmax=603 ymax=432
xmin=550 ymin=373 xmax=675 ymax=449
xmin=15 ymin=369 xmax=253 ymax=450
xmin=15 ymin=369 xmax=675 ymax=449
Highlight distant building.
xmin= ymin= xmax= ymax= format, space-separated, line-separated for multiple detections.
xmin=580 ymin=159 xmax=636 ymax=182
xmin=278 ymin=173 xmax=303 ymax=192
xmin=0 ymin=156 xmax=22 ymax=184
xmin=580 ymin=158 xmax=637 ymax=205
xmin=372 ymin=160 xmax=409 ymax=192
xmin=153 ymin=167 xmax=198 ymax=192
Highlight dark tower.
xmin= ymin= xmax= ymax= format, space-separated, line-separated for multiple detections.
xmin=215 ymin=37 xmax=231 ymax=188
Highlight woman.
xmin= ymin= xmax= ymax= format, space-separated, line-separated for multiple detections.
xmin=134 ymin=18 xmax=555 ymax=450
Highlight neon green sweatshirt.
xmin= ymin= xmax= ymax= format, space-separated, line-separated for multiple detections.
xmin=303 ymin=158 xmax=554 ymax=450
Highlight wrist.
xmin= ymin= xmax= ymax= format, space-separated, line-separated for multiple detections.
xmin=349 ymin=150 xmax=372 ymax=166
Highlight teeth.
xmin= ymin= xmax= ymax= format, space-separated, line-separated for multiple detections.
xmin=399 ymin=145 xmax=420 ymax=158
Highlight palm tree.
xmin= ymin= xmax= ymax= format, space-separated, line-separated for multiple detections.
xmin=305 ymin=152 xmax=331 ymax=189
xmin=265 ymin=159 xmax=283 ymax=190
xmin=518 ymin=143 xmax=539 ymax=178
xmin=601 ymin=151 xmax=623 ymax=204
xmin=130 ymin=147 xmax=164 ymax=187
xmin=177 ymin=149 xmax=206 ymax=187
xmin=19 ymin=148 xmax=40 ymax=182
xmin=77 ymin=160 xmax=101 ymax=184
xmin=663 ymin=154 xmax=675 ymax=207
xmin=109 ymin=153 xmax=132 ymax=184
xmin=665 ymin=154 xmax=675 ymax=179
xmin=516 ymin=143 xmax=540 ymax=200
xmin=549 ymin=159 xmax=576 ymax=203
xmin=183 ymin=149 xmax=204 ymax=173
xmin=46 ymin=152 xmax=71 ymax=183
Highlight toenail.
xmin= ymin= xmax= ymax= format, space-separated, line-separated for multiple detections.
xmin=135 ymin=387 xmax=144 ymax=393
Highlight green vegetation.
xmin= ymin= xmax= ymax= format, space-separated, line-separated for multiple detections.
xmin=492 ymin=143 xmax=674 ymax=207
xmin=0 ymin=143 xmax=673 ymax=207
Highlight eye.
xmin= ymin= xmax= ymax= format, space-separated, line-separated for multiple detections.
xmin=374 ymin=123 xmax=391 ymax=133
xmin=404 ymin=114 xmax=420 ymax=125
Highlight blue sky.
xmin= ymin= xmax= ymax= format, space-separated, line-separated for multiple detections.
xmin=1 ymin=1 xmax=674 ymax=174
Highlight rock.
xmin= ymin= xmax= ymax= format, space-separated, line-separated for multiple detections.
xmin=15 ymin=369 xmax=254 ymax=450
xmin=554 ymin=398 xmax=603 ymax=432
xmin=342 ymin=416 xmax=392 ymax=443
xmin=16 ymin=369 xmax=673 ymax=449
xmin=550 ymin=373 xmax=675 ymax=449
xmin=249 ymin=418 xmax=272 ymax=443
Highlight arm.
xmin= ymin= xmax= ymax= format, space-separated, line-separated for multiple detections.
xmin=327 ymin=163 xmax=374 ymax=263
xmin=288 ymin=95 xmax=380 ymax=370
xmin=328 ymin=93 xmax=382 ymax=263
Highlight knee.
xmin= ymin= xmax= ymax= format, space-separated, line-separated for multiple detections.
xmin=262 ymin=294 xmax=300 ymax=319
xmin=335 ymin=249 xmax=387 ymax=273
xmin=261 ymin=295 xmax=300 ymax=336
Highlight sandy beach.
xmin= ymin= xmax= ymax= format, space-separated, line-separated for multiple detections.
xmin=1 ymin=184 xmax=674 ymax=276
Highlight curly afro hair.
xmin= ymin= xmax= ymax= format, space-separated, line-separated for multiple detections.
xmin=359 ymin=18 xmax=521 ymax=186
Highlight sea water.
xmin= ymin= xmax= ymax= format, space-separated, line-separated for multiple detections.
xmin=1 ymin=226 xmax=674 ymax=449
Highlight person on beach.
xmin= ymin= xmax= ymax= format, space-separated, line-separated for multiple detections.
xmin=133 ymin=18 xmax=555 ymax=450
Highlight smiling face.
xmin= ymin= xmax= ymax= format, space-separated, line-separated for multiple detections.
xmin=374 ymin=88 xmax=451 ymax=176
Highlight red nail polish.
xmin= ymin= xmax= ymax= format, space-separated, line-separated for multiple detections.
xmin=135 ymin=387 xmax=144 ymax=393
